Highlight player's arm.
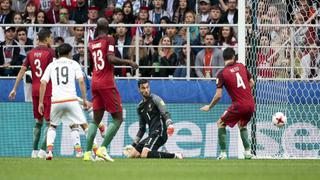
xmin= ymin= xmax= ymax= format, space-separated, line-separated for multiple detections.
xmin=75 ymin=63 xmax=88 ymax=109
xmin=152 ymin=95 xmax=174 ymax=136
xmin=132 ymin=112 xmax=146 ymax=146
xmin=249 ymin=78 xmax=254 ymax=88
xmin=8 ymin=65 xmax=27 ymax=100
xmin=107 ymin=54 xmax=139 ymax=70
xmin=38 ymin=64 xmax=51 ymax=115
xmin=200 ymin=88 xmax=223 ymax=111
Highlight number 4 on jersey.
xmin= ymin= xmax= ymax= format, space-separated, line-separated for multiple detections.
xmin=236 ymin=72 xmax=246 ymax=89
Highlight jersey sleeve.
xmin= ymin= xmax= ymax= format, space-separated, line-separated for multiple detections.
xmin=216 ymin=71 xmax=224 ymax=88
xmin=106 ymin=36 xmax=115 ymax=55
xmin=41 ymin=63 xmax=52 ymax=83
xmin=74 ymin=62 xmax=83 ymax=80
xmin=22 ymin=53 xmax=30 ymax=67
xmin=152 ymin=95 xmax=173 ymax=126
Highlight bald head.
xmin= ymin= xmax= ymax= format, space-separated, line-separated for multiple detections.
xmin=95 ymin=17 xmax=109 ymax=37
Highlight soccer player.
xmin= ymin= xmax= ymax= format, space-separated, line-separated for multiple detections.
xmin=8 ymin=28 xmax=55 ymax=158
xmin=83 ymin=17 xmax=139 ymax=162
xmin=123 ymin=79 xmax=183 ymax=159
xmin=200 ymin=47 xmax=255 ymax=159
xmin=38 ymin=43 xmax=89 ymax=160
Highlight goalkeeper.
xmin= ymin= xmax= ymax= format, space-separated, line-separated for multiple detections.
xmin=124 ymin=79 xmax=183 ymax=159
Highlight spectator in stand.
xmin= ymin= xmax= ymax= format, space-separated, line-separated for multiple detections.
xmin=0 ymin=0 xmax=15 ymax=24
xmin=23 ymin=0 xmax=37 ymax=24
xmin=165 ymin=22 xmax=184 ymax=58
xmin=16 ymin=27 xmax=33 ymax=57
xmin=256 ymin=0 xmax=266 ymax=24
xmin=70 ymin=0 xmax=88 ymax=24
xmin=256 ymin=33 xmax=278 ymax=78
xmin=149 ymin=0 xmax=170 ymax=25
xmin=131 ymin=6 xmax=149 ymax=37
xmin=12 ymin=12 xmax=23 ymax=24
xmin=153 ymin=15 xmax=170 ymax=45
xmin=208 ymin=5 xmax=223 ymax=40
xmin=192 ymin=22 xmax=209 ymax=55
xmin=85 ymin=5 xmax=100 ymax=41
xmin=129 ymin=36 xmax=151 ymax=77
xmin=180 ymin=10 xmax=199 ymax=48
xmin=172 ymin=0 xmax=190 ymax=24
xmin=122 ymin=1 xmax=136 ymax=24
xmin=195 ymin=32 xmax=224 ymax=78
xmin=155 ymin=35 xmax=177 ymax=77
xmin=221 ymin=0 xmax=238 ymax=24
xmin=114 ymin=24 xmax=132 ymax=77
xmin=218 ymin=26 xmax=238 ymax=53
xmin=112 ymin=8 xmax=124 ymax=24
xmin=173 ymin=42 xmax=196 ymax=77
xmin=65 ymin=26 xmax=84 ymax=56
xmin=164 ymin=0 xmax=176 ymax=18
xmin=0 ymin=27 xmax=21 ymax=76
xmin=38 ymin=0 xmax=52 ymax=13
xmin=46 ymin=0 xmax=62 ymax=24
xmin=54 ymin=36 xmax=64 ymax=47
xmin=300 ymin=42 xmax=320 ymax=79
xmin=143 ymin=20 xmax=156 ymax=56
xmin=73 ymin=40 xmax=85 ymax=66
xmin=196 ymin=0 xmax=211 ymax=23
xmin=266 ymin=5 xmax=281 ymax=42
xmin=34 ymin=10 xmax=49 ymax=35
xmin=51 ymin=7 xmax=75 ymax=40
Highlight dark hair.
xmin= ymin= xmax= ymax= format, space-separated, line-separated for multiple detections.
xmin=54 ymin=36 xmax=64 ymax=43
xmin=17 ymin=27 xmax=27 ymax=34
xmin=38 ymin=28 xmax=51 ymax=42
xmin=205 ymin=32 xmax=215 ymax=39
xmin=223 ymin=47 xmax=236 ymax=61
xmin=138 ymin=79 xmax=149 ymax=87
xmin=56 ymin=43 xmax=73 ymax=57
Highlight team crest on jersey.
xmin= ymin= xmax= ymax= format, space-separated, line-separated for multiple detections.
xmin=109 ymin=45 xmax=114 ymax=52
xmin=216 ymin=78 xmax=219 ymax=85
xmin=148 ymin=103 xmax=153 ymax=111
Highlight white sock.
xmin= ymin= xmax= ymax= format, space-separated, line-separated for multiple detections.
xmin=70 ymin=127 xmax=81 ymax=147
xmin=47 ymin=127 xmax=56 ymax=148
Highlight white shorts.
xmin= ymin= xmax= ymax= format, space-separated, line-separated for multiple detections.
xmin=50 ymin=101 xmax=87 ymax=126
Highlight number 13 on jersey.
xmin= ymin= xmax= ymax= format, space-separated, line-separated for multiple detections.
xmin=93 ymin=49 xmax=105 ymax=71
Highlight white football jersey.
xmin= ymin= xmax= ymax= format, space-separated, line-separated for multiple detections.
xmin=41 ymin=57 xmax=83 ymax=102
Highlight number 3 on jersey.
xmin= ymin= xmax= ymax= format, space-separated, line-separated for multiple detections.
xmin=236 ymin=72 xmax=246 ymax=89
xmin=34 ymin=59 xmax=42 ymax=77
xmin=93 ymin=49 xmax=105 ymax=71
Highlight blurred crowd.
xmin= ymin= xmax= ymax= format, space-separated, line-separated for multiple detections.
xmin=0 ymin=0 xmax=319 ymax=79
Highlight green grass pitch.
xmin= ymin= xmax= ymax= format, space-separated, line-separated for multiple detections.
xmin=0 ymin=158 xmax=319 ymax=180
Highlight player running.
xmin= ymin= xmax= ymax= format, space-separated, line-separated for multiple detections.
xmin=200 ymin=47 xmax=255 ymax=160
xmin=83 ymin=17 xmax=138 ymax=162
xmin=38 ymin=43 xmax=88 ymax=160
xmin=9 ymin=28 xmax=55 ymax=158
xmin=123 ymin=79 xmax=183 ymax=159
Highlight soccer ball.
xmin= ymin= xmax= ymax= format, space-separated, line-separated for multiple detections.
xmin=272 ymin=112 xmax=287 ymax=127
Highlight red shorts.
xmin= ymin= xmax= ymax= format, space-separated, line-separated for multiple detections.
xmin=221 ymin=103 xmax=255 ymax=128
xmin=32 ymin=96 xmax=51 ymax=122
xmin=92 ymin=88 xmax=123 ymax=113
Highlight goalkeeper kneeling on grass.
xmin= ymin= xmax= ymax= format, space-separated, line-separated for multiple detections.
xmin=123 ymin=79 xmax=183 ymax=159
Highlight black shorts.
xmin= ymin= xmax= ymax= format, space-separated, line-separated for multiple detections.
xmin=133 ymin=132 xmax=167 ymax=153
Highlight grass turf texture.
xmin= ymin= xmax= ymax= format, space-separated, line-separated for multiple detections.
xmin=0 ymin=158 xmax=319 ymax=180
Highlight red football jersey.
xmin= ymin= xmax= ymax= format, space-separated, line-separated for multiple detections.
xmin=89 ymin=34 xmax=116 ymax=90
xmin=217 ymin=62 xmax=255 ymax=106
xmin=23 ymin=45 xmax=55 ymax=97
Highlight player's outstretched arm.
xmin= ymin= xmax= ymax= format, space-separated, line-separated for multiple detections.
xmin=8 ymin=66 xmax=27 ymax=100
xmin=107 ymin=55 xmax=139 ymax=70
xmin=200 ymin=88 xmax=223 ymax=111
xmin=249 ymin=78 xmax=255 ymax=88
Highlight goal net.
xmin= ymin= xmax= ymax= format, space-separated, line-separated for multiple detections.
xmin=247 ymin=0 xmax=320 ymax=159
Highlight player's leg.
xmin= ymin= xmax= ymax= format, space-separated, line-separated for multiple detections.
xmin=80 ymin=123 xmax=98 ymax=154
xmin=69 ymin=124 xmax=82 ymax=157
xmin=217 ymin=118 xmax=227 ymax=160
xmin=100 ymin=111 xmax=123 ymax=148
xmin=31 ymin=96 xmax=43 ymax=158
xmin=238 ymin=108 xmax=255 ymax=159
xmin=85 ymin=89 xmax=104 ymax=155
xmin=46 ymin=124 xmax=57 ymax=160
xmin=38 ymin=96 xmax=52 ymax=158
xmin=140 ymin=134 xmax=182 ymax=159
